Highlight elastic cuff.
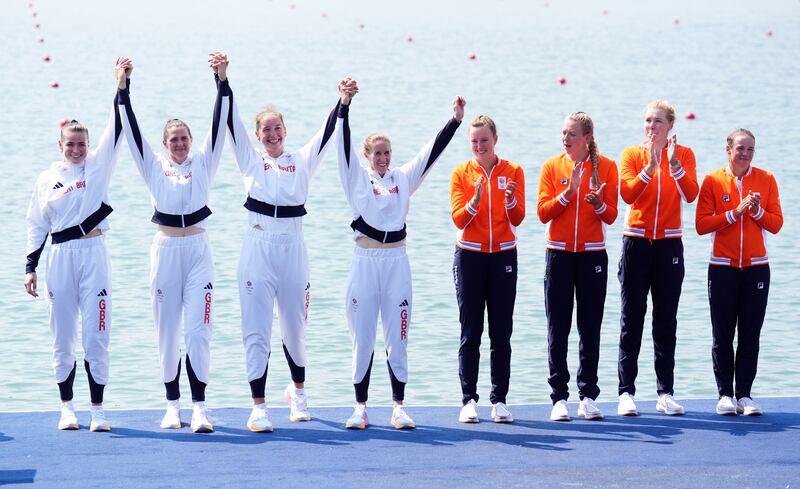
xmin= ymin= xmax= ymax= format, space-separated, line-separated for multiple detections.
xmin=638 ymin=169 xmax=652 ymax=184
xmin=752 ymin=206 xmax=765 ymax=220
xmin=725 ymin=210 xmax=737 ymax=224
xmin=466 ymin=202 xmax=478 ymax=215
xmin=594 ymin=202 xmax=607 ymax=214
xmin=504 ymin=198 xmax=517 ymax=209
xmin=671 ymin=166 xmax=685 ymax=179
xmin=558 ymin=192 xmax=570 ymax=206
xmin=337 ymin=103 xmax=350 ymax=118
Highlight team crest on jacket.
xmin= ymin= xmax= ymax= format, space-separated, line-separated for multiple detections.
xmin=561 ymin=178 xmax=568 ymax=185
xmin=722 ymin=194 xmax=730 ymax=202
xmin=498 ymin=176 xmax=507 ymax=189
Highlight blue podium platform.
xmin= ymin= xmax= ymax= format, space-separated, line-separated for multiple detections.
xmin=1 ymin=398 xmax=798 ymax=488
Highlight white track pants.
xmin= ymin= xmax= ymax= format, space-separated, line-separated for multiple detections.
xmin=150 ymin=233 xmax=214 ymax=384
xmin=346 ymin=246 xmax=411 ymax=384
xmin=46 ymin=235 xmax=111 ymax=385
xmin=239 ymin=229 xmax=309 ymax=382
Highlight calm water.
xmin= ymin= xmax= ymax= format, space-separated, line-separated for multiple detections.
xmin=1 ymin=0 xmax=798 ymax=411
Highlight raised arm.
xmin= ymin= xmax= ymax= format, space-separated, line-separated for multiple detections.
xmin=89 ymin=57 xmax=127 ymax=168
xmin=400 ymin=96 xmax=464 ymax=194
xmin=116 ymin=58 xmax=159 ymax=182
xmin=336 ymin=77 xmax=366 ymax=204
xmin=24 ymin=178 xmax=50 ymax=296
xmin=297 ymin=97 xmax=341 ymax=179
xmin=194 ymin=51 xmax=232 ymax=180
xmin=225 ymin=78 xmax=261 ymax=174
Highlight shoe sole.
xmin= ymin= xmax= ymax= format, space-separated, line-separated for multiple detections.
xmin=90 ymin=424 xmax=111 ymax=432
xmin=248 ymin=424 xmax=274 ymax=433
xmin=345 ymin=422 xmax=367 ymax=429
xmin=392 ymin=421 xmax=416 ymax=429
xmin=617 ymin=408 xmax=638 ymax=416
xmin=577 ymin=411 xmax=604 ymax=420
xmin=492 ymin=416 xmax=514 ymax=423
xmin=160 ymin=422 xmax=182 ymax=429
xmin=458 ymin=417 xmax=479 ymax=423
xmin=716 ymin=409 xmax=737 ymax=416
xmin=737 ymin=409 xmax=762 ymax=416
xmin=656 ymin=406 xmax=685 ymax=416
xmin=58 ymin=423 xmax=79 ymax=430
xmin=550 ymin=416 xmax=571 ymax=422
xmin=289 ymin=414 xmax=312 ymax=422
xmin=192 ymin=425 xmax=214 ymax=433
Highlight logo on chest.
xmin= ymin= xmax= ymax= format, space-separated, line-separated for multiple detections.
xmin=371 ymin=180 xmax=398 ymax=196
xmin=263 ymin=154 xmax=296 ymax=173
xmin=164 ymin=170 xmax=192 ymax=182
xmin=561 ymin=178 xmax=568 ymax=186
xmin=722 ymin=194 xmax=730 ymax=203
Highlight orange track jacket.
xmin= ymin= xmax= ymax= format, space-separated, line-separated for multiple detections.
xmin=620 ymin=144 xmax=698 ymax=239
xmin=695 ymin=165 xmax=783 ymax=268
xmin=537 ymin=154 xmax=619 ymax=252
xmin=451 ymin=159 xmax=526 ymax=253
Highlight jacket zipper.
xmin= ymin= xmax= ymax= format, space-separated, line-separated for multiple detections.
xmin=736 ymin=177 xmax=744 ymax=269
xmin=573 ymin=162 xmax=580 ymax=252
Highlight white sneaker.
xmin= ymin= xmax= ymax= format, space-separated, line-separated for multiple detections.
xmin=617 ymin=392 xmax=638 ymax=416
xmin=736 ymin=397 xmax=763 ymax=416
xmin=458 ymin=399 xmax=479 ymax=423
xmin=716 ymin=396 xmax=737 ymax=416
xmin=160 ymin=400 xmax=181 ymax=429
xmin=577 ymin=398 xmax=604 ymax=420
xmin=285 ymin=384 xmax=312 ymax=422
xmin=247 ymin=404 xmax=273 ymax=432
xmin=491 ymin=402 xmax=514 ymax=423
xmin=89 ymin=405 xmax=111 ymax=432
xmin=58 ymin=401 xmax=79 ymax=430
xmin=190 ymin=402 xmax=213 ymax=433
xmin=345 ymin=405 xmax=369 ymax=429
xmin=656 ymin=394 xmax=685 ymax=416
xmin=550 ymin=400 xmax=571 ymax=422
xmin=391 ymin=405 xmax=416 ymax=429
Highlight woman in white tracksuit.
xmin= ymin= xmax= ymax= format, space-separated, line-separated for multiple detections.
xmin=116 ymin=55 xmax=230 ymax=433
xmin=223 ymin=54 xmax=340 ymax=432
xmin=335 ymin=77 xmax=465 ymax=429
xmin=24 ymin=58 xmax=127 ymax=432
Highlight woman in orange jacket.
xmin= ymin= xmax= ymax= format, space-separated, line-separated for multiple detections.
xmin=538 ymin=112 xmax=618 ymax=421
xmin=616 ymin=101 xmax=698 ymax=417
xmin=696 ymin=128 xmax=782 ymax=416
xmin=450 ymin=115 xmax=525 ymax=424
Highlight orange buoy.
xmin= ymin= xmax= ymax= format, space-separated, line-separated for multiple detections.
xmin=42 ymin=55 xmax=50 ymax=62
xmin=685 ymin=112 xmax=696 ymax=120
xmin=558 ymin=77 xmax=567 ymax=85
xmin=59 ymin=118 xmax=70 ymax=127
xmin=407 ymin=36 xmax=413 ymax=43
xmin=50 ymin=81 xmax=59 ymax=88
xmin=468 ymin=53 xmax=477 ymax=60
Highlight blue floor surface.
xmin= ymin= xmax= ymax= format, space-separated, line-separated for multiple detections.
xmin=1 ymin=397 xmax=798 ymax=488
